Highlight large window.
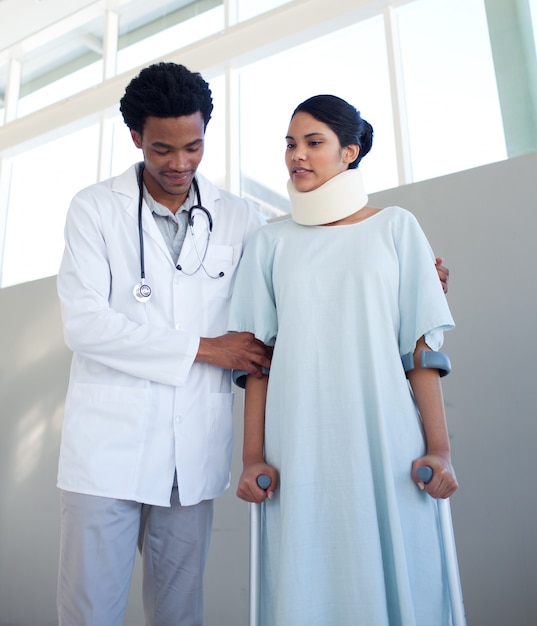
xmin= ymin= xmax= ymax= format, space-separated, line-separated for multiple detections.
xmin=1 ymin=0 xmax=536 ymax=287
xmin=18 ymin=62 xmax=103 ymax=119
xmin=2 ymin=124 xmax=100 ymax=287
xmin=116 ymin=0 xmax=224 ymax=74
xmin=397 ymin=0 xmax=506 ymax=181
xmin=110 ymin=115 xmax=142 ymax=177
xmin=14 ymin=8 xmax=105 ymax=118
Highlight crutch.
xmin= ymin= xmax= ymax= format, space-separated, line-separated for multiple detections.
xmin=249 ymin=474 xmax=271 ymax=626
xmin=417 ymin=466 xmax=467 ymax=626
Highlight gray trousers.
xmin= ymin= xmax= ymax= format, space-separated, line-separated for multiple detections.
xmin=57 ymin=489 xmax=214 ymax=626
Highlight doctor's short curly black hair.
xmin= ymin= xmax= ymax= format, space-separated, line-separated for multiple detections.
xmin=119 ymin=62 xmax=213 ymax=134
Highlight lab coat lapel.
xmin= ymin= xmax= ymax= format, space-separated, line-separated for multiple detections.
xmin=113 ymin=164 xmax=173 ymax=264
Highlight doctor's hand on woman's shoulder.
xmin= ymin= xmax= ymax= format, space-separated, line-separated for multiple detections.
xmin=196 ymin=332 xmax=272 ymax=378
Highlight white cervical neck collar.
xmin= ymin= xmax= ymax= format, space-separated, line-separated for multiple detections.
xmin=288 ymin=168 xmax=368 ymax=226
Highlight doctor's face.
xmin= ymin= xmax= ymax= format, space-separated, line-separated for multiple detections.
xmin=285 ymin=111 xmax=358 ymax=193
xmin=131 ymin=112 xmax=205 ymax=213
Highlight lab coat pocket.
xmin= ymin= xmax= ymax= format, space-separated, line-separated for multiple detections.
xmin=199 ymin=244 xmax=237 ymax=289
xmin=60 ymin=382 xmax=152 ymax=490
xmin=178 ymin=242 xmax=236 ymax=285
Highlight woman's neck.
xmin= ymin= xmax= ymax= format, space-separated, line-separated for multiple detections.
xmin=323 ymin=205 xmax=381 ymax=226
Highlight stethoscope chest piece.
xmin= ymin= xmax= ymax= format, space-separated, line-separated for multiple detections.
xmin=133 ymin=281 xmax=152 ymax=302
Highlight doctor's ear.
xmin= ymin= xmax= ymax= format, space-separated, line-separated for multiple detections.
xmin=131 ymin=129 xmax=143 ymax=149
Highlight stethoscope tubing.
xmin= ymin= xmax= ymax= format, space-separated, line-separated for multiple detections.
xmin=137 ymin=163 xmax=148 ymax=283
xmin=133 ymin=163 xmax=222 ymax=302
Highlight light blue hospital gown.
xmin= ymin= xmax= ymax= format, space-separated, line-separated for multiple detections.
xmin=228 ymin=206 xmax=456 ymax=626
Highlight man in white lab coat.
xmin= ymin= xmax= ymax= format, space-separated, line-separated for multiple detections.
xmin=56 ymin=62 xmax=271 ymax=626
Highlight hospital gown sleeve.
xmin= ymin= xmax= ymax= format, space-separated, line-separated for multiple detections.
xmin=395 ymin=209 xmax=455 ymax=357
xmin=228 ymin=226 xmax=278 ymax=347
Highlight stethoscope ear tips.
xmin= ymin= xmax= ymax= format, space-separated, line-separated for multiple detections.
xmin=133 ymin=281 xmax=152 ymax=302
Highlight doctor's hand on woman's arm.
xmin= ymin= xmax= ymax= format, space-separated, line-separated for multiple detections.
xmin=435 ymin=257 xmax=449 ymax=294
xmin=196 ymin=332 xmax=272 ymax=378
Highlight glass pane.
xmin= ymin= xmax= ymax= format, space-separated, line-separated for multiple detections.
xmin=239 ymin=16 xmax=395 ymax=216
xmin=397 ymin=0 xmax=507 ymax=182
xmin=237 ymin=0 xmax=292 ymax=22
xmin=199 ymin=74 xmax=226 ymax=188
xmin=110 ymin=115 xmax=143 ymax=177
xmin=117 ymin=1 xmax=224 ymax=74
xmin=18 ymin=62 xmax=102 ymax=118
xmin=2 ymin=124 xmax=99 ymax=287
xmin=0 ymin=61 xmax=6 ymax=125
xmin=17 ymin=15 xmax=104 ymax=117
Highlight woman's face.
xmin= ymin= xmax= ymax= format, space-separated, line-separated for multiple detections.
xmin=285 ymin=111 xmax=359 ymax=192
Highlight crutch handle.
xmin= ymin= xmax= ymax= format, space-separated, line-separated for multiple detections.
xmin=416 ymin=464 xmax=466 ymax=624
xmin=256 ymin=474 xmax=272 ymax=490
xmin=417 ymin=465 xmax=433 ymax=483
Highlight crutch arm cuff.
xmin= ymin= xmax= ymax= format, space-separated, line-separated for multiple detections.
xmin=401 ymin=350 xmax=451 ymax=377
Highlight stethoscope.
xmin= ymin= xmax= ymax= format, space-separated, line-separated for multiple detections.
xmin=133 ymin=163 xmax=224 ymax=303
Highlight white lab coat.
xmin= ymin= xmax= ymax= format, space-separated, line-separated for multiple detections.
xmin=57 ymin=164 xmax=265 ymax=506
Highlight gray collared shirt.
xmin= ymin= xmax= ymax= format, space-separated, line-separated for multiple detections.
xmin=143 ymin=184 xmax=194 ymax=264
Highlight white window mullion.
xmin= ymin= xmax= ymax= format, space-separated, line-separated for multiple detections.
xmin=103 ymin=9 xmax=119 ymax=80
xmin=383 ymin=6 xmax=413 ymax=185
xmin=224 ymin=68 xmax=241 ymax=194
xmin=4 ymin=57 xmax=21 ymax=124
xmin=223 ymin=0 xmax=239 ymax=193
xmin=98 ymin=9 xmax=120 ymax=181
xmin=0 ymin=158 xmax=14 ymax=286
xmin=0 ymin=58 xmax=19 ymax=284
xmin=224 ymin=0 xmax=239 ymax=28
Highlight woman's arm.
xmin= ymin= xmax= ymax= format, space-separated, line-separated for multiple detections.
xmin=236 ymin=374 xmax=278 ymax=503
xmin=407 ymin=336 xmax=458 ymax=499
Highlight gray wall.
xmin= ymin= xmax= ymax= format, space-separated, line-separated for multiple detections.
xmin=371 ymin=152 xmax=537 ymax=626
xmin=1 ymin=153 xmax=536 ymax=625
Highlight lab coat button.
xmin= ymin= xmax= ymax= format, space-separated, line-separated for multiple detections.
xmin=175 ymin=415 xmax=182 ymax=424
xmin=175 ymin=322 xmax=183 ymax=330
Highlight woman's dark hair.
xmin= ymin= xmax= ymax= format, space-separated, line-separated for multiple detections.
xmin=119 ymin=62 xmax=213 ymax=134
xmin=291 ymin=95 xmax=373 ymax=168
